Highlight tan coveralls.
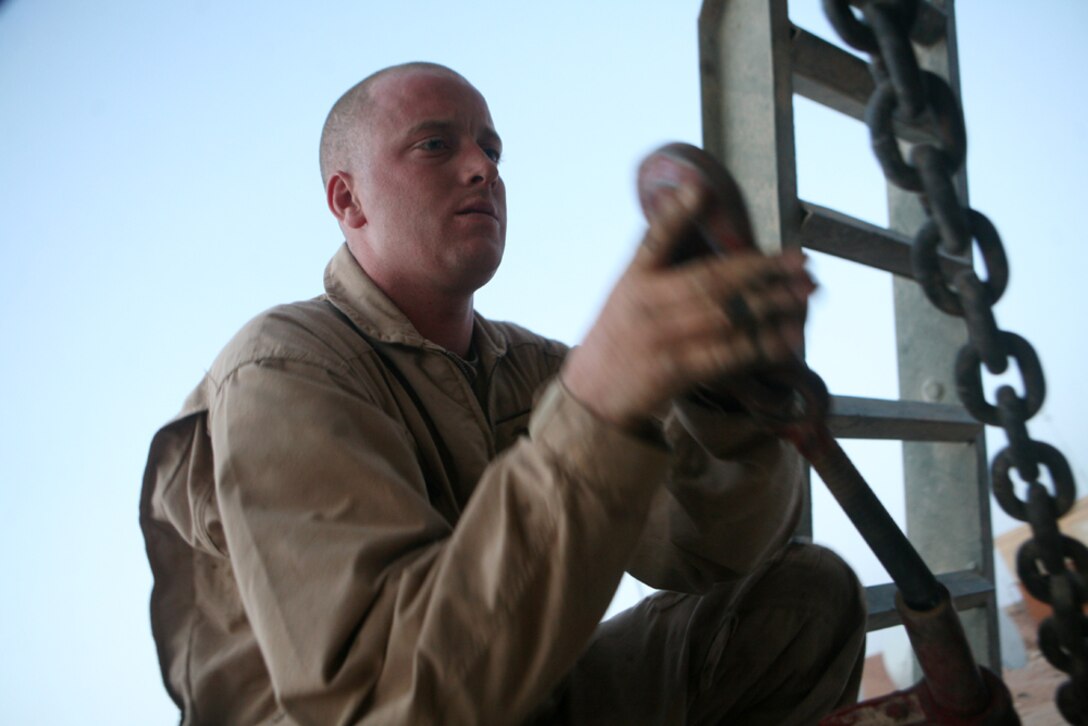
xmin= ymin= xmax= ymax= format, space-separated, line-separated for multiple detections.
xmin=141 ymin=244 xmax=865 ymax=725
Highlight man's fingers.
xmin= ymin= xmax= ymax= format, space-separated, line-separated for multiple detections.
xmin=569 ymin=220 xmax=815 ymax=429
xmin=646 ymin=284 xmax=807 ymax=377
xmin=670 ymin=333 xmax=761 ymax=383
xmin=638 ymin=252 xmax=815 ymax=383
xmin=658 ymin=306 xmax=803 ymax=369
xmin=669 ymin=254 xmax=811 ymax=327
xmin=691 ymin=251 xmax=812 ymax=297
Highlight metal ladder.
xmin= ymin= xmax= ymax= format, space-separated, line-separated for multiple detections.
xmin=696 ymin=0 xmax=1000 ymax=677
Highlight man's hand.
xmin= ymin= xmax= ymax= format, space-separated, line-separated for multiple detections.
xmin=561 ymin=185 xmax=816 ymax=433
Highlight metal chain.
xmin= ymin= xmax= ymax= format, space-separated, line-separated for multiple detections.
xmin=822 ymin=1 xmax=1088 ymax=722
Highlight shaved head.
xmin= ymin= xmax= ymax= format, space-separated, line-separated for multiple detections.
xmin=319 ymin=62 xmax=505 ymax=353
xmin=319 ymin=62 xmax=466 ymax=186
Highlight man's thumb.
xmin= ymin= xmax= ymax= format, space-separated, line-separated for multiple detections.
xmin=634 ymin=183 xmax=706 ymax=270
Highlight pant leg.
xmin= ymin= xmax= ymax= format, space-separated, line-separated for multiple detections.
xmin=526 ymin=541 xmax=866 ymax=726
xmin=686 ymin=541 xmax=867 ymax=725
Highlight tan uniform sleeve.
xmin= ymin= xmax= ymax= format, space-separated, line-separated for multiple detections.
xmin=626 ymin=394 xmax=805 ymax=593
xmin=211 ymin=359 xmax=669 ymax=725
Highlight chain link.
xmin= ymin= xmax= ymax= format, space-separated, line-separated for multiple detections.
xmin=823 ymin=1 xmax=1088 ymax=722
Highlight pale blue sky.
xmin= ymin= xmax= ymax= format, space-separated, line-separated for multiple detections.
xmin=1 ymin=1 xmax=1084 ymax=722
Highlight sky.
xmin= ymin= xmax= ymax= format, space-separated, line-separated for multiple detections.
xmin=1 ymin=1 xmax=1085 ymax=723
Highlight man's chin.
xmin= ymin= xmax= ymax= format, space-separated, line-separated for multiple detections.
xmin=461 ymin=257 xmax=503 ymax=292
xmin=440 ymin=242 xmax=504 ymax=295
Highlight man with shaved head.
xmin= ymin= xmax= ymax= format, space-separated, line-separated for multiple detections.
xmin=142 ymin=62 xmax=866 ymax=724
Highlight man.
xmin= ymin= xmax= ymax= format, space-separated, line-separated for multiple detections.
xmin=141 ymin=62 xmax=866 ymax=725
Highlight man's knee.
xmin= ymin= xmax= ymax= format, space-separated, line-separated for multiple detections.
xmin=691 ymin=541 xmax=866 ymax=650
xmin=745 ymin=542 xmax=867 ymax=692
xmin=766 ymin=541 xmax=865 ymax=618
xmin=688 ymin=541 xmax=867 ymax=721
xmin=743 ymin=541 xmax=867 ymax=652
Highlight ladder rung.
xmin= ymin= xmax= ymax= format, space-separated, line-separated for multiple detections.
xmin=791 ymin=27 xmax=872 ymax=123
xmin=800 ymin=201 xmax=970 ymax=279
xmin=828 ymin=395 xmax=982 ymax=442
xmin=790 ymin=27 xmax=932 ymax=145
xmin=865 ymin=570 xmax=994 ymax=632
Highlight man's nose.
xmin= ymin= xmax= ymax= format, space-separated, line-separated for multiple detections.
xmin=465 ymin=146 xmax=499 ymax=186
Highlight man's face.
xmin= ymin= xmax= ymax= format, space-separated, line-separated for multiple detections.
xmin=352 ymin=69 xmax=506 ymax=297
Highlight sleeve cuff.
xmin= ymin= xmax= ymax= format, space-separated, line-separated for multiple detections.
xmin=671 ymin=393 xmax=775 ymax=459
xmin=528 ymin=379 xmax=670 ymax=509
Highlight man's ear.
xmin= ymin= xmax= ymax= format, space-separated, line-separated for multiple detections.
xmin=326 ymin=171 xmax=366 ymax=229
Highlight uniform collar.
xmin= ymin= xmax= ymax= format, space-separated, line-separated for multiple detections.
xmin=323 ymin=242 xmax=509 ymax=361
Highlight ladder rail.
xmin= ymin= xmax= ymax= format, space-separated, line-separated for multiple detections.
xmin=697 ymin=0 xmax=1001 ymax=675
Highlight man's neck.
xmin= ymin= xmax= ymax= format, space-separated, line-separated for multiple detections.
xmin=346 ymin=242 xmax=477 ymax=356
xmin=393 ymin=287 xmax=475 ymax=357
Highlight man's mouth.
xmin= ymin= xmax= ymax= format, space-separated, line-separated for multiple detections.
xmin=456 ymin=201 xmax=499 ymax=220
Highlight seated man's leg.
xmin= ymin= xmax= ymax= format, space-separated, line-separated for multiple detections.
xmin=686 ymin=541 xmax=867 ymax=725
xmin=527 ymin=541 xmax=866 ymax=726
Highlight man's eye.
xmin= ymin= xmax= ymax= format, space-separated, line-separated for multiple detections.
xmin=484 ymin=147 xmax=501 ymax=163
xmin=420 ymin=138 xmax=448 ymax=152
